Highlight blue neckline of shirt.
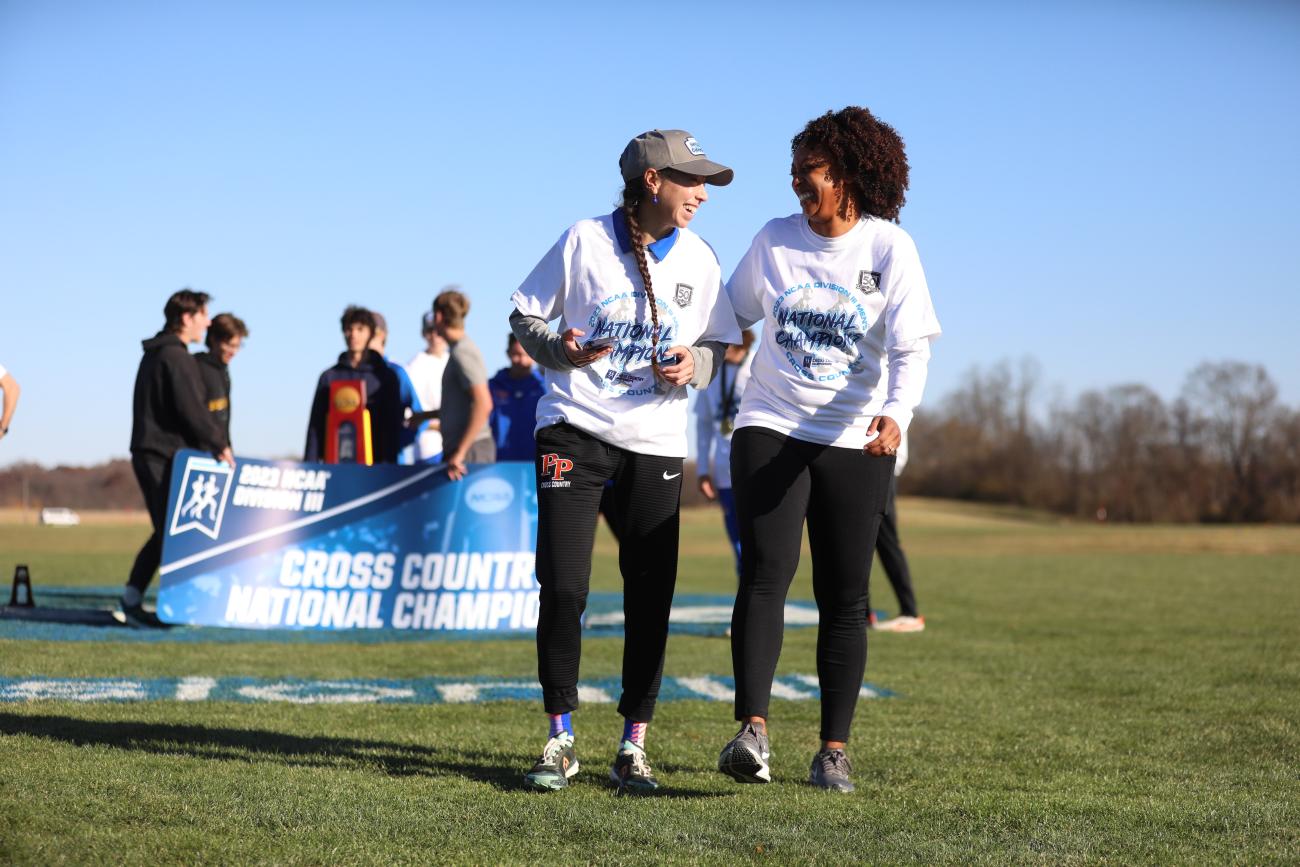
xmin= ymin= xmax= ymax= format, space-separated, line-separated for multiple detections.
xmin=611 ymin=210 xmax=678 ymax=261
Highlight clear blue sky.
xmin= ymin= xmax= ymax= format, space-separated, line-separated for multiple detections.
xmin=2 ymin=1 xmax=1297 ymax=467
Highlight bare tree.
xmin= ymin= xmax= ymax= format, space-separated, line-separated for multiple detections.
xmin=1180 ymin=362 xmax=1278 ymax=520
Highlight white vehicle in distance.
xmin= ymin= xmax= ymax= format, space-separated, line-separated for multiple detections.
xmin=39 ymin=507 xmax=81 ymax=527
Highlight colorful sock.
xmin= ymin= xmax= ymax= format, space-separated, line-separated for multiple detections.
xmin=548 ymin=713 xmax=572 ymax=738
xmin=622 ymin=719 xmax=647 ymax=748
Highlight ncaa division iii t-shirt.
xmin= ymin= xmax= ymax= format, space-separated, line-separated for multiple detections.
xmin=727 ymin=214 xmax=941 ymax=448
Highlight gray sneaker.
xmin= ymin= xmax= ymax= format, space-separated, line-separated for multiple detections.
xmin=809 ymin=747 xmax=854 ymax=792
xmin=718 ymin=722 xmax=771 ymax=783
xmin=523 ymin=733 xmax=579 ymax=791
xmin=609 ymin=740 xmax=659 ymax=794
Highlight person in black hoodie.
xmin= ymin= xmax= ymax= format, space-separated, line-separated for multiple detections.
xmin=124 ymin=289 xmax=233 ymax=628
xmin=195 ymin=312 xmax=249 ymax=447
xmin=303 ymin=306 xmax=403 ymax=464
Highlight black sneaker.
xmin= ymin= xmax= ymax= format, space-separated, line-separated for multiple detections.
xmin=718 ymin=722 xmax=771 ymax=783
xmin=523 ymin=733 xmax=579 ymax=791
xmin=609 ymin=740 xmax=659 ymax=794
xmin=809 ymin=747 xmax=855 ymax=792
xmin=120 ymin=602 xmax=170 ymax=629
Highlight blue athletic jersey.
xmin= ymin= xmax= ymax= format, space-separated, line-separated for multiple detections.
xmin=388 ymin=358 xmax=422 ymax=462
xmin=488 ymin=368 xmax=545 ymax=461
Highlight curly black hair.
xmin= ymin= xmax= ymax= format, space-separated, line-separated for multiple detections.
xmin=792 ymin=107 xmax=909 ymax=223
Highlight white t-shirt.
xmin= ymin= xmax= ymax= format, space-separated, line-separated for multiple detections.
xmin=404 ymin=349 xmax=448 ymax=461
xmin=694 ymin=350 xmax=754 ymax=489
xmin=512 ymin=213 xmax=742 ymax=457
xmin=0 ymin=363 xmax=7 ymax=379
xmin=728 ymin=214 xmax=941 ymax=448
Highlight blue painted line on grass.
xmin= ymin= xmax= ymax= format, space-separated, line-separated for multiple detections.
xmin=0 ymin=675 xmax=895 ymax=704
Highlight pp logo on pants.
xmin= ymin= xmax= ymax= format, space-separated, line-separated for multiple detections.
xmin=539 ymin=454 xmax=574 ymax=489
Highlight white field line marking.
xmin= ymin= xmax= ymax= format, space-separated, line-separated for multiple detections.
xmin=435 ymin=681 xmax=536 ymax=704
xmin=675 ymin=676 xmax=735 ymax=701
xmin=160 ymin=465 xmax=444 ymax=575
xmin=236 ymin=681 xmax=415 ymax=704
xmin=792 ymin=673 xmax=882 ymax=699
xmin=770 ymin=678 xmax=816 ymax=700
xmin=576 ymin=685 xmax=613 ymax=704
xmin=175 ymin=676 xmax=217 ymax=701
xmin=2 ymin=679 xmax=146 ymax=701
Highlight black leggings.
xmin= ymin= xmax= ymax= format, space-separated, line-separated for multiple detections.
xmin=729 ymin=426 xmax=895 ymax=742
xmin=534 ymin=422 xmax=683 ymax=721
xmin=127 ymin=453 xmax=173 ymax=593
xmin=870 ymin=478 xmax=919 ymax=617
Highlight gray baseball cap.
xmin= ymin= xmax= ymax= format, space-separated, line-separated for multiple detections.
xmin=619 ymin=129 xmax=734 ymax=186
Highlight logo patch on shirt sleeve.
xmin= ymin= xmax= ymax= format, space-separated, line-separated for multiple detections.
xmin=674 ymin=283 xmax=694 ymax=307
xmin=857 ymin=271 xmax=882 ymax=295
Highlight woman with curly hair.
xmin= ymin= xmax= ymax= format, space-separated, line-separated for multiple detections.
xmin=510 ymin=130 xmax=740 ymax=793
xmin=717 ymin=107 xmax=942 ymax=792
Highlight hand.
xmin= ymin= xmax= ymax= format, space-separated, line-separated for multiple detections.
xmin=655 ymin=345 xmax=694 ymax=387
xmin=698 ymin=474 xmax=717 ymax=501
xmin=217 ymin=446 xmax=235 ymax=466
xmin=447 ymin=451 xmax=468 ymax=481
xmin=562 ymin=328 xmax=613 ymax=367
xmin=863 ymin=415 xmax=901 ymax=457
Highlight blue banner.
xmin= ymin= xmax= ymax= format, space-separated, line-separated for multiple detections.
xmin=158 ymin=450 xmax=539 ymax=631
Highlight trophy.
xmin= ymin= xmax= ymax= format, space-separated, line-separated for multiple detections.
xmin=325 ymin=379 xmax=373 ymax=465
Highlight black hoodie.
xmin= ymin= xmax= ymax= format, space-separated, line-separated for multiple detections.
xmin=130 ymin=332 xmax=227 ymax=461
xmin=195 ymin=351 xmax=232 ymax=446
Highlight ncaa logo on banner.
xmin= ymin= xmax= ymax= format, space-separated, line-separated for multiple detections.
xmin=465 ymin=475 xmax=515 ymax=515
xmin=169 ymin=456 xmax=234 ymax=540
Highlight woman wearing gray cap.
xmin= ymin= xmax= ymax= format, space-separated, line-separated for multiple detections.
xmin=717 ymin=107 xmax=942 ymax=792
xmin=510 ymin=129 xmax=741 ymax=793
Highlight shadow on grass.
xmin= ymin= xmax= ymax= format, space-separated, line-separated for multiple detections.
xmin=0 ymin=712 xmax=731 ymax=798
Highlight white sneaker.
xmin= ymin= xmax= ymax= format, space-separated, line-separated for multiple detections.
xmin=873 ymin=615 xmax=925 ymax=633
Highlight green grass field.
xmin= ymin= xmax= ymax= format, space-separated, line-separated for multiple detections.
xmin=1 ymin=502 xmax=1298 ymax=864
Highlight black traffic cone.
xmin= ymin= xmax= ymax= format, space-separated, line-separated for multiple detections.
xmin=9 ymin=564 xmax=35 ymax=607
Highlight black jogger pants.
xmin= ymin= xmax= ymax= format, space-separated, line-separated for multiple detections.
xmin=534 ymin=422 xmax=683 ymax=721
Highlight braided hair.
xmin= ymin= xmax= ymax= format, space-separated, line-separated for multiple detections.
xmin=792 ymin=106 xmax=909 ymax=223
xmin=619 ymin=177 xmax=662 ymax=372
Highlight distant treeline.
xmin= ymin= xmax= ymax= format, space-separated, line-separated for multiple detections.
xmin=903 ymin=360 xmax=1300 ymax=523
xmin=0 ymin=459 xmax=143 ymax=511
xmin=4 ymin=359 xmax=1294 ymax=522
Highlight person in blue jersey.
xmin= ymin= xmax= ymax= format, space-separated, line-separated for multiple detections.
xmin=487 ymin=334 xmax=546 ymax=462
xmin=694 ymin=329 xmax=755 ymax=580
xmin=369 ymin=312 xmax=424 ymax=464
xmin=511 ymin=129 xmax=740 ymax=794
